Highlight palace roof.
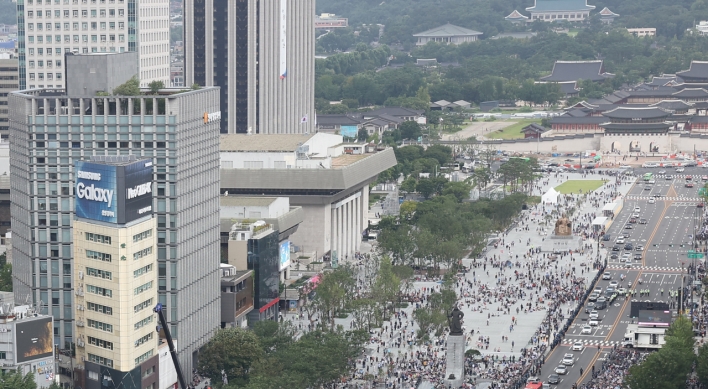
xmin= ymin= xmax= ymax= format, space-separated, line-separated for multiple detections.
xmin=602 ymin=106 xmax=671 ymax=120
xmin=526 ymin=0 xmax=595 ymax=12
xmin=598 ymin=7 xmax=619 ymax=17
xmin=505 ymin=10 xmax=529 ymax=21
xmin=540 ymin=60 xmax=613 ymax=82
xmin=677 ymin=61 xmax=708 ymax=82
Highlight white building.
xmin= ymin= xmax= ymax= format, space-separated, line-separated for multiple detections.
xmin=18 ymin=0 xmax=170 ymax=89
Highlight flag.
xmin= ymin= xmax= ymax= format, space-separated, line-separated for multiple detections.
xmin=301 ymin=115 xmax=308 ymax=124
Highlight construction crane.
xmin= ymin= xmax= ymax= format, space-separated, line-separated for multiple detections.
xmin=154 ymin=303 xmax=188 ymax=389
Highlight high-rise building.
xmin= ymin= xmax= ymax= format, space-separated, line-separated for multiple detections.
xmin=184 ymin=0 xmax=315 ymax=134
xmin=72 ymin=157 xmax=159 ymax=389
xmin=9 ymin=52 xmax=222 ymax=374
xmin=16 ymin=0 xmax=171 ymax=90
xmin=0 ymin=53 xmax=19 ymax=139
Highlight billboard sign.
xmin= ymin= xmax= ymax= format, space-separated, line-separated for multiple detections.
xmin=15 ymin=317 xmax=54 ymax=364
xmin=279 ymin=240 xmax=290 ymax=271
xmin=75 ymin=159 xmax=153 ymax=224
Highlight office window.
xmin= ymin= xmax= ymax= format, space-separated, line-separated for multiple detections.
xmin=86 ymin=284 xmax=112 ymax=297
xmin=88 ymin=336 xmax=113 ymax=350
xmin=86 ymin=267 xmax=112 ymax=280
xmin=88 ymin=320 xmax=113 ymax=333
xmin=72 ymin=22 xmax=78 ymax=30
xmin=87 ymin=302 xmax=112 ymax=315
xmin=90 ymin=9 xmax=96 ymax=17
xmin=99 ymin=9 xmax=105 ymax=16
xmin=82 ymin=22 xmax=87 ymax=30
xmin=88 ymin=353 xmax=113 ymax=367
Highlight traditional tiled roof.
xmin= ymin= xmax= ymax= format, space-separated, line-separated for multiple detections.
xmin=363 ymin=107 xmax=424 ymax=118
xmin=540 ymin=60 xmax=613 ymax=82
xmin=558 ymin=81 xmax=580 ymax=95
xmin=598 ymin=7 xmax=619 ymax=17
xmin=693 ymin=101 xmax=708 ymax=109
xmin=626 ymin=88 xmax=679 ymax=98
xmin=505 ymin=10 xmax=529 ymax=21
xmin=551 ymin=116 xmax=606 ymax=125
xmin=649 ymin=100 xmax=693 ymax=111
xmin=672 ymin=88 xmax=708 ymax=98
xmin=647 ymin=76 xmax=677 ymax=87
xmin=413 ymin=23 xmax=482 ymax=38
xmin=521 ymin=123 xmax=548 ymax=134
xmin=526 ymin=0 xmax=595 ymax=12
xmin=566 ymin=109 xmax=589 ymax=117
xmin=601 ymin=123 xmax=671 ymax=132
xmin=316 ymin=114 xmax=362 ymax=126
xmin=677 ymin=61 xmax=708 ymax=81
xmin=690 ymin=116 xmax=708 ymax=123
xmin=602 ymin=106 xmax=671 ymax=120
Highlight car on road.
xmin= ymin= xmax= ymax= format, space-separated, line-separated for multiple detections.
xmin=562 ymin=354 xmax=574 ymax=365
xmin=686 ymin=175 xmax=693 ymax=181
xmin=555 ymin=365 xmax=568 ymax=375
xmin=589 ymin=310 xmax=599 ymax=319
xmin=548 ymin=374 xmax=561 ymax=384
xmin=635 ymin=244 xmax=644 ymax=250
xmin=658 ymin=170 xmax=666 ymax=174
xmin=594 ymin=287 xmax=602 ymax=294
xmin=585 ymin=301 xmax=595 ymax=312
xmin=581 ymin=325 xmax=593 ymax=335
xmin=616 ymin=237 xmax=625 ymax=244
xmin=610 ymin=253 xmax=619 ymax=260
xmin=624 ymin=243 xmax=634 ymax=250
xmin=686 ymin=183 xmax=694 ymax=188
xmin=648 ymin=179 xmax=656 ymax=184
xmin=602 ymin=273 xmax=611 ymax=280
xmin=639 ymin=218 xmax=647 ymax=224
xmin=666 ymin=175 xmax=674 ymax=180
xmin=612 ymin=245 xmax=621 ymax=251
xmin=572 ymin=342 xmax=584 ymax=351
xmin=589 ymin=318 xmax=599 ymax=326
xmin=632 ymin=213 xmax=640 ymax=218
xmin=622 ymin=232 xmax=631 ymax=238
xmin=625 ymin=262 xmax=635 ymax=268
xmin=588 ymin=293 xmax=600 ymax=302
xmin=644 ymin=186 xmax=651 ymax=190
xmin=634 ymin=207 xmax=641 ymax=213
xmin=625 ymin=225 xmax=633 ymax=229
xmin=653 ymin=193 xmax=663 ymax=197
xmin=605 ymin=287 xmax=615 ymax=295
xmin=634 ymin=253 xmax=642 ymax=260
xmin=649 ymin=198 xmax=656 ymax=204
xmin=595 ymin=298 xmax=607 ymax=310
xmin=617 ymin=288 xmax=627 ymax=295
xmin=703 ymin=175 xmax=708 ymax=181
xmin=677 ymin=167 xmax=685 ymax=172
xmin=602 ymin=233 xmax=612 ymax=241
xmin=699 ymin=203 xmax=705 ymax=208
xmin=621 ymin=253 xmax=631 ymax=262
xmin=629 ymin=217 xmax=637 ymax=223
xmin=609 ymin=280 xmax=619 ymax=288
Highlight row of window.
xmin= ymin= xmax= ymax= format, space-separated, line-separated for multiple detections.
xmin=28 ymin=33 xmax=126 ymax=44
xmin=134 ymin=281 xmax=152 ymax=295
xmin=86 ymin=249 xmax=111 ymax=262
xmin=28 ymin=19 xmax=124 ymax=31
xmin=135 ymin=349 xmax=153 ymax=366
xmin=87 ymin=284 xmax=112 ymax=297
xmin=27 ymin=9 xmax=125 ymax=18
xmin=88 ymin=318 xmax=112 ymax=332
xmin=133 ymin=263 xmax=153 ymax=278
xmin=133 ymin=229 xmax=152 ymax=243
xmin=134 ymin=297 xmax=152 ymax=313
xmin=87 ymin=301 xmax=112 ymax=315
xmin=85 ymin=232 xmax=111 ymax=244
xmin=134 ymin=315 xmax=152 ymax=330
xmin=28 ymin=73 xmax=63 ymax=81
xmin=88 ymin=353 xmax=113 ymax=368
xmin=36 ymin=140 xmax=169 ymax=148
xmin=27 ymin=59 xmax=60 ymax=68
xmin=88 ymin=335 xmax=113 ymax=350
xmin=134 ymin=332 xmax=153 ymax=348
xmin=28 ymin=0 xmax=123 ymax=5
xmin=86 ymin=267 xmax=111 ymax=280
xmin=26 ymin=46 xmax=127 ymax=56
xmin=133 ymin=246 xmax=153 ymax=261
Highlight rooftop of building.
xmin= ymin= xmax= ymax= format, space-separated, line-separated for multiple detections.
xmin=220 ymin=134 xmax=316 ymax=152
xmin=598 ymin=7 xmax=619 ymax=17
xmin=220 ymin=196 xmax=279 ymax=207
xmin=331 ymin=154 xmax=369 ymax=168
xmin=677 ymin=60 xmax=708 ymax=80
xmin=13 ymin=86 xmax=215 ymax=99
xmin=602 ymin=106 xmax=671 ymax=120
xmin=526 ymin=0 xmax=595 ymax=12
xmin=505 ymin=10 xmax=529 ymax=20
xmin=540 ymin=60 xmax=613 ymax=82
xmin=413 ymin=23 xmax=483 ymax=37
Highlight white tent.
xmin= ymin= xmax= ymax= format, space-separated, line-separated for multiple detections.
xmin=542 ymin=188 xmax=560 ymax=204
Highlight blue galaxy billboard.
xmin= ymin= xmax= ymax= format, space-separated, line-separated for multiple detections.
xmin=75 ymin=159 xmax=153 ymax=224
xmin=279 ymin=240 xmax=290 ymax=271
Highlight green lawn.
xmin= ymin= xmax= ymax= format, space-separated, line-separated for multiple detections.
xmin=555 ymin=180 xmax=607 ymax=194
xmin=486 ymin=119 xmax=543 ymax=140
xmin=567 ymin=28 xmax=580 ymax=37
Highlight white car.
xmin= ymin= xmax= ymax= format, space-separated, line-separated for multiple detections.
xmin=677 ymin=167 xmax=685 ymax=172
xmin=562 ymin=353 xmax=574 ymax=365
xmin=648 ymin=179 xmax=656 ymax=184
xmin=634 ymin=207 xmax=641 ymax=213
xmin=589 ymin=318 xmax=599 ymax=326
xmin=632 ymin=213 xmax=640 ymax=218
xmin=555 ymin=365 xmax=568 ymax=375
xmin=581 ymin=325 xmax=592 ymax=335
xmin=609 ymin=281 xmax=619 ymax=288
xmin=589 ymin=310 xmax=599 ymax=319
xmin=616 ymin=238 xmax=625 ymax=244
xmin=572 ymin=341 xmax=584 ymax=351
xmin=648 ymin=198 xmax=656 ymax=204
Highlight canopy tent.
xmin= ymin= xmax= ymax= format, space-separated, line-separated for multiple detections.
xmin=542 ymin=188 xmax=560 ymax=204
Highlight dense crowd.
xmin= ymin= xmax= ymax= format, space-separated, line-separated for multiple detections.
xmin=579 ymin=348 xmax=646 ymax=389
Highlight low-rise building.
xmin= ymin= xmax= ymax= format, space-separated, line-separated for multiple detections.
xmin=315 ymin=13 xmax=348 ymax=29
xmin=526 ymin=0 xmax=595 ymax=22
xmin=219 ymin=264 xmax=253 ymax=328
xmin=540 ymin=60 xmax=613 ymax=83
xmin=627 ymin=28 xmax=656 ymax=37
xmin=413 ymin=23 xmax=482 ymax=46
xmin=598 ymin=7 xmax=619 ymax=24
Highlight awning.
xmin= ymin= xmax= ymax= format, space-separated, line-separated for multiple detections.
xmin=602 ymin=203 xmax=616 ymax=211
xmin=592 ymin=217 xmax=608 ymax=226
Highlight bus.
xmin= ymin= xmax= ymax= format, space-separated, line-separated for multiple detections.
xmin=643 ymin=173 xmax=654 ymax=181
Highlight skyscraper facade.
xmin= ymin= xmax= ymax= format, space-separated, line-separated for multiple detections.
xmin=16 ymin=0 xmax=171 ymax=90
xmin=184 ymin=0 xmax=315 ymax=134
xmin=9 ymin=56 xmax=222 ymax=373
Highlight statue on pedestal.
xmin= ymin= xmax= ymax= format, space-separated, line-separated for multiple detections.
xmin=447 ymin=306 xmax=464 ymax=335
xmin=554 ymin=215 xmax=572 ymax=236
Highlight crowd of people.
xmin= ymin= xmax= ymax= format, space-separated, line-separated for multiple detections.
xmin=579 ymin=348 xmax=646 ymax=389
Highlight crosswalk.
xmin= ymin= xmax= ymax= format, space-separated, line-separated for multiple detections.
xmin=606 ymin=265 xmax=684 ymax=272
xmin=651 ymin=174 xmax=706 ymax=179
xmin=562 ymin=338 xmax=621 ymax=347
xmin=625 ymin=196 xmax=702 ymax=202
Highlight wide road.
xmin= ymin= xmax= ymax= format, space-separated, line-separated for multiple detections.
xmin=537 ymin=170 xmax=699 ymax=388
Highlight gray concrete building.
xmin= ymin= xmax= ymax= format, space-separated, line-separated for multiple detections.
xmin=8 ymin=53 xmax=222 ymax=375
xmin=65 ymin=52 xmax=138 ymax=96
xmin=184 ymin=0 xmax=315 ymax=134
xmin=0 ymin=53 xmax=19 ymax=139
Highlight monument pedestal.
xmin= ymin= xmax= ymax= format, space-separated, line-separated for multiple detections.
xmin=444 ymin=334 xmax=465 ymax=388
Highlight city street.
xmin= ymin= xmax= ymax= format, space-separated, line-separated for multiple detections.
xmin=540 ymin=167 xmax=704 ymax=388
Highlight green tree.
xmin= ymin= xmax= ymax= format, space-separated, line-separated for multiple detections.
xmin=698 ymin=343 xmax=708 ymax=387
xmin=113 ymin=76 xmax=141 ymax=96
xmin=147 ymin=80 xmax=165 ymax=94
xmin=399 ymin=121 xmax=422 ymax=140
xmin=311 ymin=267 xmax=356 ymax=330
xmin=197 ymin=327 xmax=264 ymax=386
xmin=252 ymin=320 xmax=295 ymax=354
xmin=442 ymin=180 xmax=472 ymax=202
xmin=371 ymin=256 xmax=401 ymax=320
xmin=0 ymin=369 xmax=36 ymax=389
xmin=400 ymin=176 xmax=417 ymax=193
xmin=412 ymin=281 xmax=457 ymax=340
xmin=416 ymin=179 xmax=436 ymax=199
xmin=357 ymin=128 xmax=368 ymax=142
xmin=0 ymin=260 xmax=12 ymax=292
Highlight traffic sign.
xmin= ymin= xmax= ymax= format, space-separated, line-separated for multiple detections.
xmin=687 ymin=250 xmax=704 ymax=259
